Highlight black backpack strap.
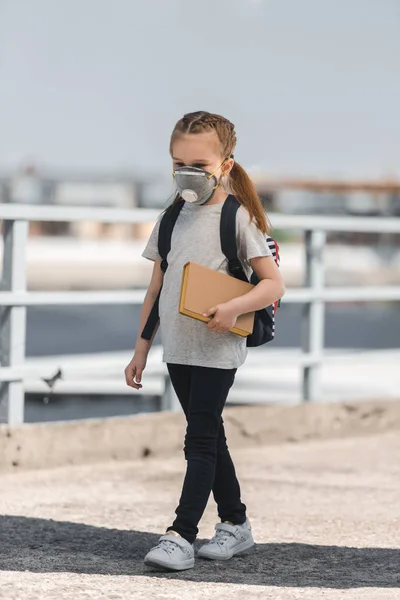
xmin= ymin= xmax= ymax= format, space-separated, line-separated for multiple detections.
xmin=140 ymin=292 xmax=161 ymax=340
xmin=158 ymin=199 xmax=185 ymax=272
xmin=221 ymin=196 xmax=276 ymax=347
xmin=220 ymin=195 xmax=248 ymax=282
xmin=141 ymin=199 xmax=185 ymax=340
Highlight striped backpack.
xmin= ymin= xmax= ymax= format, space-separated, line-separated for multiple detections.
xmin=141 ymin=194 xmax=281 ymax=346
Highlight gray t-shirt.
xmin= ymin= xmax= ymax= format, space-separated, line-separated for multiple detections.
xmin=142 ymin=201 xmax=272 ymax=369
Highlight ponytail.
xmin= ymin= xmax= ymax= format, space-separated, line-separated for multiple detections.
xmin=229 ymin=162 xmax=270 ymax=234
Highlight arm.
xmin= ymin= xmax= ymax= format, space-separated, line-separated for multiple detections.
xmin=228 ymin=255 xmax=285 ymax=315
xmin=124 ymin=260 xmax=163 ymax=388
xmin=205 ymin=255 xmax=285 ymax=333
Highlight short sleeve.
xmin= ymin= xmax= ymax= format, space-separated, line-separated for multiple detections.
xmin=142 ymin=215 xmax=162 ymax=262
xmin=236 ymin=206 xmax=272 ymax=266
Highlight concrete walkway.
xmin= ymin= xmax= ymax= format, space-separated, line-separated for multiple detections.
xmin=1 ymin=402 xmax=400 ymax=599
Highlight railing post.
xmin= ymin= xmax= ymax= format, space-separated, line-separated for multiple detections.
xmin=161 ymin=375 xmax=180 ymax=413
xmin=302 ymin=229 xmax=326 ymax=401
xmin=0 ymin=219 xmax=28 ymax=424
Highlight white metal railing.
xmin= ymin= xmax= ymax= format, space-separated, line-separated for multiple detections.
xmin=1 ymin=202 xmax=400 ymax=425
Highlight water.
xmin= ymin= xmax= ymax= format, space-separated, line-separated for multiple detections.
xmin=24 ymin=393 xmax=161 ymax=423
xmin=27 ymin=303 xmax=400 ymax=357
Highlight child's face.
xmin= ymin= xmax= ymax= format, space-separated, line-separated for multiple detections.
xmin=172 ymin=132 xmax=231 ymax=176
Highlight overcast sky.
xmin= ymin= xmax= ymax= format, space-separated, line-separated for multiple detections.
xmin=0 ymin=0 xmax=399 ymax=178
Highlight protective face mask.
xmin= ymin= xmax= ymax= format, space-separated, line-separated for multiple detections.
xmin=173 ymin=160 xmax=226 ymax=205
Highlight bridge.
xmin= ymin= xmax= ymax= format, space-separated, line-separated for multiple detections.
xmin=1 ymin=202 xmax=400 ymax=598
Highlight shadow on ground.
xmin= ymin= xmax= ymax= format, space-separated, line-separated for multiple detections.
xmin=0 ymin=516 xmax=399 ymax=588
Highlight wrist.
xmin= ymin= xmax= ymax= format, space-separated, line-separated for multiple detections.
xmin=226 ymin=298 xmax=241 ymax=317
xmin=134 ymin=343 xmax=150 ymax=358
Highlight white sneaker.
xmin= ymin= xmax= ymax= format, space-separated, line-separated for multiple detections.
xmin=144 ymin=533 xmax=195 ymax=571
xmin=197 ymin=519 xmax=254 ymax=560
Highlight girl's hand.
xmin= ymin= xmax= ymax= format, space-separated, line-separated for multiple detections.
xmin=204 ymin=302 xmax=238 ymax=333
xmin=124 ymin=353 xmax=147 ymax=389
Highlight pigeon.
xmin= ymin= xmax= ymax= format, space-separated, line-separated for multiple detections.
xmin=41 ymin=368 xmax=63 ymax=404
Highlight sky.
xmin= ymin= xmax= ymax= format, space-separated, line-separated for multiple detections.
xmin=0 ymin=0 xmax=399 ymax=178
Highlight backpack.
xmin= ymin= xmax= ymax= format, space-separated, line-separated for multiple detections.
xmin=141 ymin=194 xmax=281 ymax=347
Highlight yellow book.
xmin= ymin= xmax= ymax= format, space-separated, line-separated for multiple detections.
xmin=179 ymin=261 xmax=255 ymax=337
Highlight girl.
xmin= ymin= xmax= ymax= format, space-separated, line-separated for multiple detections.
xmin=124 ymin=111 xmax=285 ymax=571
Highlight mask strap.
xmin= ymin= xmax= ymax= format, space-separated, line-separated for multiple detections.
xmin=207 ymin=158 xmax=229 ymax=180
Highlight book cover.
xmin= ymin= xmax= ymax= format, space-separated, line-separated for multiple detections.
xmin=179 ymin=262 xmax=255 ymax=337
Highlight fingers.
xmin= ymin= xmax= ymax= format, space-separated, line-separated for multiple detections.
xmin=204 ymin=306 xmax=228 ymax=332
xmin=205 ymin=307 xmax=219 ymax=330
xmin=206 ymin=316 xmax=218 ymax=330
xmin=135 ymin=366 xmax=143 ymax=387
xmin=207 ymin=316 xmax=227 ymax=334
xmin=124 ymin=365 xmax=135 ymax=387
xmin=125 ymin=365 xmax=143 ymax=390
xmin=203 ymin=306 xmax=217 ymax=319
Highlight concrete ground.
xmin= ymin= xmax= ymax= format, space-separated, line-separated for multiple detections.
xmin=1 ymin=402 xmax=400 ymax=599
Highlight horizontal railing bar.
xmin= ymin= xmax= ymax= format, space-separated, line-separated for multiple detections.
xmin=286 ymin=286 xmax=400 ymax=302
xmin=0 ymin=204 xmax=160 ymax=224
xmin=0 ymin=290 xmax=147 ymax=305
xmin=1 ymin=203 xmax=400 ymax=233
xmin=23 ymin=378 xmax=164 ymax=396
xmin=0 ymin=358 xmax=165 ymax=383
xmin=1 ymin=286 xmax=400 ymax=306
xmin=2 ymin=348 xmax=399 ymax=383
xmin=22 ymin=377 xmax=287 ymax=403
xmin=0 ymin=354 xmax=319 ymax=382
xmin=272 ymin=214 xmax=400 ymax=233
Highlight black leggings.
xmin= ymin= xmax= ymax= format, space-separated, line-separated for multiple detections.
xmin=166 ymin=363 xmax=247 ymax=544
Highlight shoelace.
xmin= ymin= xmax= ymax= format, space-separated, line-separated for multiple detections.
xmin=212 ymin=529 xmax=235 ymax=546
xmin=158 ymin=540 xmax=178 ymax=555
